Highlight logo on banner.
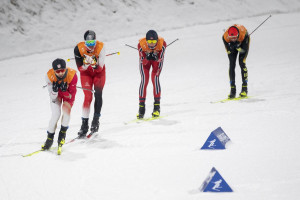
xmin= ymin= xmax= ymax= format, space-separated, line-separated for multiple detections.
xmin=199 ymin=167 xmax=233 ymax=192
xmin=208 ymin=139 xmax=217 ymax=148
xmin=201 ymin=127 xmax=231 ymax=149
xmin=212 ymin=179 xmax=223 ymax=191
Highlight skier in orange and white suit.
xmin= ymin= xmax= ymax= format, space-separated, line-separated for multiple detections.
xmin=42 ymin=58 xmax=78 ymax=154
xmin=74 ymin=30 xmax=106 ymax=137
xmin=137 ymin=30 xmax=166 ymax=119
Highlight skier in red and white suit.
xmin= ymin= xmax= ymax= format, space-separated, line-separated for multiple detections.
xmin=74 ymin=30 xmax=106 ymax=137
xmin=42 ymin=58 xmax=78 ymax=153
xmin=137 ymin=30 xmax=166 ymax=119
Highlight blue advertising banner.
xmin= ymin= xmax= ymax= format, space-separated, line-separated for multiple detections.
xmin=201 ymin=127 xmax=231 ymax=149
xmin=200 ymin=167 xmax=233 ymax=192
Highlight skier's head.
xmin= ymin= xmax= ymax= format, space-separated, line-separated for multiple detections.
xmin=228 ymin=26 xmax=239 ymax=42
xmin=84 ymin=30 xmax=96 ymax=52
xmin=146 ymin=30 xmax=158 ymax=49
xmin=52 ymin=58 xmax=67 ymax=78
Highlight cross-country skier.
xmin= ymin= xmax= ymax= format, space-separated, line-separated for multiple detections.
xmin=223 ymin=24 xmax=250 ymax=98
xmin=74 ymin=30 xmax=106 ymax=138
xmin=137 ymin=30 xmax=166 ymax=119
xmin=42 ymin=58 xmax=78 ymax=155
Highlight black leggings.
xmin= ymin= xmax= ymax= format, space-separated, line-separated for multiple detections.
xmin=94 ymin=89 xmax=103 ymax=117
xmin=228 ymin=38 xmax=250 ymax=87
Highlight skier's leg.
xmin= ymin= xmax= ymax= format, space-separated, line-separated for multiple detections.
xmin=91 ymin=68 xmax=106 ymax=133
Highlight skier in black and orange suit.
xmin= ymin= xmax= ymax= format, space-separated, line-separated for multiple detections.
xmin=74 ymin=30 xmax=106 ymax=137
xmin=223 ymin=24 xmax=250 ymax=98
xmin=137 ymin=30 xmax=166 ymax=119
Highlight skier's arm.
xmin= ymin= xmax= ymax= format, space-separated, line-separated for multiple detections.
xmin=157 ymin=41 xmax=167 ymax=63
xmin=222 ymin=36 xmax=231 ymax=54
xmin=92 ymin=44 xmax=106 ymax=73
xmin=97 ymin=44 xmax=105 ymax=68
xmin=237 ymin=33 xmax=249 ymax=54
xmin=74 ymin=46 xmax=88 ymax=73
xmin=138 ymin=43 xmax=148 ymax=65
xmin=45 ymin=75 xmax=58 ymax=100
xmin=59 ymin=73 xmax=78 ymax=101
xmin=68 ymin=73 xmax=78 ymax=97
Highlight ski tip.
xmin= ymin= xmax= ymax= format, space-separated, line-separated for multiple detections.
xmin=87 ymin=132 xmax=98 ymax=139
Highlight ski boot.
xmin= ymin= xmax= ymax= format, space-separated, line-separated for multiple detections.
xmin=152 ymin=101 xmax=160 ymax=118
xmin=137 ymin=102 xmax=145 ymax=119
xmin=41 ymin=132 xmax=54 ymax=150
xmin=78 ymin=118 xmax=89 ymax=138
xmin=239 ymin=85 xmax=248 ymax=98
xmin=228 ymin=86 xmax=236 ymax=99
xmin=90 ymin=114 xmax=100 ymax=136
xmin=57 ymin=126 xmax=67 ymax=155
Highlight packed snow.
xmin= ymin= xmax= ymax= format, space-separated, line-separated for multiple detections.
xmin=0 ymin=0 xmax=300 ymax=200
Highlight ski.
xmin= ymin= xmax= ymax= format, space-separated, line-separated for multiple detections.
xmin=210 ymin=96 xmax=251 ymax=104
xmin=144 ymin=116 xmax=165 ymax=121
xmin=22 ymin=150 xmax=43 ymax=157
xmin=23 ymin=132 xmax=99 ymax=157
xmin=87 ymin=131 xmax=98 ymax=139
xmin=22 ymin=147 xmax=56 ymax=157
xmin=65 ymin=132 xmax=98 ymax=144
xmin=124 ymin=116 xmax=165 ymax=125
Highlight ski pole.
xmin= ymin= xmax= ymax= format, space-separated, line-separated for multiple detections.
xmin=76 ymin=86 xmax=95 ymax=93
xmin=43 ymin=85 xmax=95 ymax=93
xmin=125 ymin=44 xmax=138 ymax=50
xmin=249 ymin=14 xmax=272 ymax=36
xmin=106 ymin=51 xmax=120 ymax=56
xmin=66 ymin=51 xmax=120 ymax=62
xmin=167 ymin=38 xmax=179 ymax=47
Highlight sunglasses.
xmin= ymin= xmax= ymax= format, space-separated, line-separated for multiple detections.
xmin=85 ymin=40 xmax=96 ymax=47
xmin=147 ymin=40 xmax=157 ymax=44
xmin=228 ymin=35 xmax=238 ymax=39
xmin=55 ymin=69 xmax=66 ymax=73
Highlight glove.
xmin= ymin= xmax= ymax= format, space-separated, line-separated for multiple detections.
xmin=236 ymin=47 xmax=245 ymax=53
xmin=60 ymin=82 xmax=68 ymax=92
xmin=83 ymin=55 xmax=96 ymax=66
xmin=146 ymin=52 xmax=158 ymax=61
xmin=52 ymin=81 xmax=59 ymax=92
xmin=82 ymin=64 xmax=89 ymax=70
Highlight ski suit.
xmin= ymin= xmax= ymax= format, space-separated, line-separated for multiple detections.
xmin=223 ymin=24 xmax=250 ymax=87
xmin=74 ymin=41 xmax=106 ymax=119
xmin=46 ymin=67 xmax=78 ymax=133
xmin=138 ymin=37 xmax=166 ymax=103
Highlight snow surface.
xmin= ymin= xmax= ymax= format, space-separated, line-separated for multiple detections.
xmin=1 ymin=0 xmax=300 ymax=200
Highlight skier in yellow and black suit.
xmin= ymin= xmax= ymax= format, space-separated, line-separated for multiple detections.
xmin=223 ymin=24 xmax=250 ymax=98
